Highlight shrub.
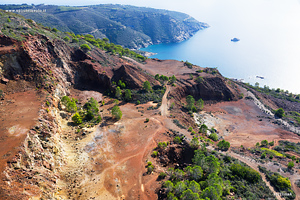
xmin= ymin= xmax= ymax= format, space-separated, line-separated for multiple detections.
xmin=80 ymin=44 xmax=91 ymax=51
xmin=143 ymin=81 xmax=152 ymax=92
xmin=275 ymin=108 xmax=285 ymax=118
xmin=209 ymin=132 xmax=218 ymax=141
xmin=63 ymin=36 xmax=70 ymax=42
xmin=159 ymin=172 xmax=167 ymax=179
xmin=188 ymin=127 xmax=193 ymax=132
xmin=158 ymin=142 xmax=168 ymax=149
xmin=111 ymin=105 xmax=122 ymax=120
xmin=186 ymin=95 xmax=195 ymax=111
xmin=152 ymin=151 xmax=158 ymax=157
xmin=173 ymin=136 xmax=183 ymax=144
xmin=217 ymin=139 xmax=230 ymax=151
xmin=230 ymin=163 xmax=261 ymax=183
xmin=72 ymin=38 xmax=79 ymax=43
xmin=261 ymin=140 xmax=268 ymax=147
xmin=269 ymin=141 xmax=274 ymax=146
xmin=72 ymin=112 xmax=82 ymax=125
xmin=288 ymin=161 xmax=294 ymax=169
xmin=145 ymin=118 xmax=149 ymax=123
xmin=124 ymin=89 xmax=132 ymax=101
xmin=7 ymin=18 xmax=11 ymax=23
xmin=52 ymin=28 xmax=58 ymax=32
xmin=199 ymin=124 xmax=208 ymax=134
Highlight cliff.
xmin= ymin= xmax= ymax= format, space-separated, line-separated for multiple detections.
xmin=0 ymin=4 xmax=209 ymax=49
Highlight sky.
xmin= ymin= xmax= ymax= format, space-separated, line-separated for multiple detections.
xmin=0 ymin=0 xmax=204 ymax=20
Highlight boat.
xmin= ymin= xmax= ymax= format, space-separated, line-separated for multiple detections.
xmin=256 ymin=76 xmax=264 ymax=79
xmin=231 ymin=38 xmax=240 ymax=42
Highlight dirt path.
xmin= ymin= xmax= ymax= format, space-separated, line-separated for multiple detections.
xmin=160 ymin=85 xmax=170 ymax=117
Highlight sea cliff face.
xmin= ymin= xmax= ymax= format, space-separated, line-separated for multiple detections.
xmin=0 ymin=4 xmax=208 ymax=49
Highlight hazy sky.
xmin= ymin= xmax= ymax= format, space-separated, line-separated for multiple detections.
xmin=0 ymin=0 xmax=207 ymax=20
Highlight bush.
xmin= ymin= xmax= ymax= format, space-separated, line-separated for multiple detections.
xmin=152 ymin=151 xmax=158 ymax=157
xmin=230 ymin=163 xmax=261 ymax=183
xmin=288 ymin=161 xmax=294 ymax=169
xmin=275 ymin=108 xmax=285 ymax=118
xmin=112 ymin=105 xmax=122 ymax=120
xmin=80 ymin=44 xmax=91 ymax=51
xmin=188 ymin=127 xmax=193 ymax=132
xmin=217 ymin=140 xmax=230 ymax=151
xmin=145 ymin=118 xmax=149 ymax=123
xmin=143 ymin=81 xmax=152 ymax=92
xmin=173 ymin=136 xmax=183 ymax=144
xmin=261 ymin=140 xmax=268 ymax=147
xmin=72 ymin=38 xmax=79 ymax=43
xmin=209 ymin=132 xmax=218 ymax=141
xmin=63 ymin=36 xmax=70 ymax=42
xmin=72 ymin=112 xmax=82 ymax=125
xmin=159 ymin=172 xmax=167 ymax=179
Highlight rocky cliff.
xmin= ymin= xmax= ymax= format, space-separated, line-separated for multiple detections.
xmin=0 ymin=11 xmax=239 ymax=199
xmin=0 ymin=4 xmax=209 ymax=49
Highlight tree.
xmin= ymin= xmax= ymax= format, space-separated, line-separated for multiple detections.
xmin=261 ymin=140 xmax=268 ymax=147
xmin=72 ymin=112 xmax=82 ymax=125
xmin=187 ymin=180 xmax=201 ymax=193
xmin=167 ymin=192 xmax=178 ymax=200
xmin=189 ymin=166 xmax=203 ymax=181
xmin=66 ymin=101 xmax=77 ymax=113
xmin=186 ymin=95 xmax=195 ymax=110
xmin=190 ymin=137 xmax=200 ymax=149
xmin=170 ymin=75 xmax=176 ymax=83
xmin=155 ymin=74 xmax=160 ymax=80
xmin=143 ymin=81 xmax=152 ymax=92
xmin=275 ymin=108 xmax=285 ymax=118
xmin=196 ymin=98 xmax=204 ymax=110
xmin=80 ymin=44 xmax=91 ymax=51
xmin=209 ymin=132 xmax=218 ymax=141
xmin=217 ymin=140 xmax=230 ymax=151
xmin=164 ymin=181 xmax=174 ymax=193
xmin=199 ymin=124 xmax=208 ymax=134
xmin=115 ymin=86 xmax=122 ymax=99
xmin=112 ymin=105 xmax=122 ymax=120
xmin=124 ymin=89 xmax=132 ymax=101
xmin=174 ymin=182 xmax=187 ymax=197
xmin=201 ymin=186 xmax=220 ymax=200
xmin=180 ymin=189 xmax=200 ymax=200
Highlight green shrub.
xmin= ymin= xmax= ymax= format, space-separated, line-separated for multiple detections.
xmin=52 ymin=28 xmax=58 ymax=32
xmin=63 ymin=36 xmax=70 ymax=42
xmin=217 ymin=139 xmax=230 ymax=151
xmin=288 ymin=161 xmax=294 ymax=169
xmin=152 ymin=151 xmax=158 ymax=157
xmin=261 ymin=140 xmax=268 ymax=147
xmin=209 ymin=132 xmax=218 ymax=141
xmin=173 ymin=136 xmax=183 ymax=144
xmin=159 ymin=172 xmax=167 ymax=179
xmin=72 ymin=38 xmax=79 ymax=43
xmin=275 ymin=108 xmax=285 ymax=118
xmin=112 ymin=105 xmax=122 ymax=120
xmin=80 ymin=44 xmax=91 ymax=51
xmin=188 ymin=127 xmax=193 ymax=132
xmin=145 ymin=118 xmax=149 ymax=123
xmin=72 ymin=112 xmax=82 ymax=125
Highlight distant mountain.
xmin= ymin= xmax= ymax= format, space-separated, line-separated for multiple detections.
xmin=0 ymin=4 xmax=209 ymax=49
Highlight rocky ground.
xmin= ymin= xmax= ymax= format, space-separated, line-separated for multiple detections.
xmin=0 ymin=32 xmax=300 ymax=200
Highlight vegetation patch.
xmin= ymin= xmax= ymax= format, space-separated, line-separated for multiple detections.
xmin=261 ymin=148 xmax=285 ymax=157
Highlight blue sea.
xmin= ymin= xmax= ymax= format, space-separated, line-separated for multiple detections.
xmin=141 ymin=0 xmax=300 ymax=94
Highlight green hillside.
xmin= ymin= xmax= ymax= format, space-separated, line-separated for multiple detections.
xmin=0 ymin=4 xmax=208 ymax=48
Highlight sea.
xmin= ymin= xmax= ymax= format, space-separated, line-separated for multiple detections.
xmin=140 ymin=0 xmax=300 ymax=94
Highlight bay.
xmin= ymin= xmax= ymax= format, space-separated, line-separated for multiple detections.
xmin=141 ymin=0 xmax=300 ymax=94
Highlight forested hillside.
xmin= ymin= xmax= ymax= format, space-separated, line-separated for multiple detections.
xmin=0 ymin=4 xmax=208 ymax=48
